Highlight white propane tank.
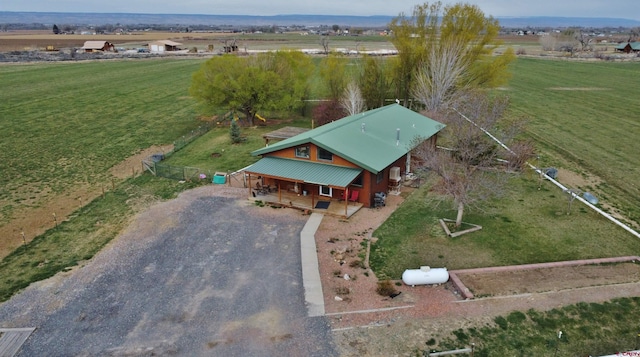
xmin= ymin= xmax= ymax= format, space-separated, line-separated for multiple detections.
xmin=402 ymin=266 xmax=449 ymax=286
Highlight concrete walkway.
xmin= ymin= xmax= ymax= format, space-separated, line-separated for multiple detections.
xmin=301 ymin=213 xmax=325 ymax=317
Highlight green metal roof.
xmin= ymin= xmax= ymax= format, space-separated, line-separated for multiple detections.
xmin=616 ymin=42 xmax=640 ymax=50
xmin=246 ymin=156 xmax=363 ymax=188
xmin=252 ymin=104 xmax=445 ymax=173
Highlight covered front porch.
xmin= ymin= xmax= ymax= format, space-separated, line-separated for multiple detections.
xmin=245 ymin=156 xmax=365 ymax=218
xmin=249 ymin=187 xmax=363 ymax=218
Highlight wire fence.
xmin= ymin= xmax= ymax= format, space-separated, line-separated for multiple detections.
xmin=173 ymin=122 xmax=217 ymax=152
xmin=142 ymin=121 xmax=218 ymax=181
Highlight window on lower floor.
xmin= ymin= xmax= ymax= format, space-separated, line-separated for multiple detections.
xmin=319 ymin=185 xmax=332 ymax=197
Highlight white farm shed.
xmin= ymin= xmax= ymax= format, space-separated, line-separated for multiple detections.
xmin=148 ymin=40 xmax=183 ymax=53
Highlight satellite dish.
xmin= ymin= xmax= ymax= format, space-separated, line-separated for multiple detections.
xmin=583 ymin=192 xmax=598 ymax=205
xmin=395 ymin=98 xmax=400 ymax=104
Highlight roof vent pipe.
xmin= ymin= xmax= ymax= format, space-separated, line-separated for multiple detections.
xmin=396 ymin=128 xmax=400 ymax=146
xmin=361 ymin=123 xmax=366 ymax=133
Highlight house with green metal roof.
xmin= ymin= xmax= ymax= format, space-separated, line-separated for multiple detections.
xmin=615 ymin=42 xmax=640 ymax=53
xmin=245 ymin=104 xmax=445 ymax=216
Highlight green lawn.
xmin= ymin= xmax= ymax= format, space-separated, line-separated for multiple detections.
xmin=371 ymin=174 xmax=640 ymax=279
xmin=161 ymin=115 xmax=312 ymax=173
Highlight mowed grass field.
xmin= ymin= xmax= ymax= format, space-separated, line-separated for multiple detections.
xmin=508 ymin=58 xmax=640 ymax=226
xmin=0 ymin=58 xmax=206 ymax=225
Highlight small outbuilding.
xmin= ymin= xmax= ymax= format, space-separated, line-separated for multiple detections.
xmin=81 ymin=41 xmax=115 ymax=52
xmin=148 ymin=40 xmax=183 ymax=53
xmin=615 ymin=42 xmax=640 ymax=53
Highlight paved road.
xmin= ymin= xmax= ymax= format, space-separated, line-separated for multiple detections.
xmin=0 ymin=188 xmax=337 ymax=356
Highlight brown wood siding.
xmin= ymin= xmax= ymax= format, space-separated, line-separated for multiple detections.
xmin=265 ymin=144 xmax=359 ymax=168
xmin=369 ymin=169 xmax=388 ymax=205
xmin=260 ymin=142 xmax=413 ymax=207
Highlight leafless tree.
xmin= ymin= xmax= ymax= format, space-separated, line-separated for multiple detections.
xmin=629 ymin=27 xmax=640 ymax=42
xmin=539 ymin=33 xmax=557 ymax=51
xmin=340 ymin=81 xmax=365 ymax=116
xmin=413 ymin=91 xmax=532 ymax=229
xmin=575 ymin=31 xmax=593 ymax=52
xmin=412 ymin=39 xmax=472 ymax=113
xmin=320 ymin=36 xmax=330 ymax=55
xmin=505 ymin=140 xmax=536 ymax=172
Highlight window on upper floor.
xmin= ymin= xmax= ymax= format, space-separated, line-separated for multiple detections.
xmin=295 ymin=145 xmax=310 ymax=159
xmin=317 ymin=147 xmax=333 ymax=161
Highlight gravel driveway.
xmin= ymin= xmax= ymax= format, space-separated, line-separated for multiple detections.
xmin=0 ymin=186 xmax=337 ymax=356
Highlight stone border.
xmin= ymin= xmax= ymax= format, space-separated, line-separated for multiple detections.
xmin=449 ymin=256 xmax=640 ymax=300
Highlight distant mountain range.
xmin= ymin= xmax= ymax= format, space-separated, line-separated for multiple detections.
xmin=1 ymin=11 xmax=639 ymax=28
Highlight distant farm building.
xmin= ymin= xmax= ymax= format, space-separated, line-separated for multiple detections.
xmin=615 ymin=42 xmax=640 ymax=53
xmin=148 ymin=40 xmax=183 ymax=53
xmin=81 ymin=41 xmax=115 ymax=52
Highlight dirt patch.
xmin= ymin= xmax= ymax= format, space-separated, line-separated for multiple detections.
xmin=108 ymin=144 xmax=173 ymax=179
xmin=554 ymin=167 xmax=634 ymax=227
xmin=555 ymin=167 xmax=600 ymax=189
xmin=0 ymin=145 xmax=173 ymax=259
xmin=458 ymin=262 xmax=640 ymax=297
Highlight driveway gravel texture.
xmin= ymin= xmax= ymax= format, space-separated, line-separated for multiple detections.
xmin=0 ymin=186 xmax=337 ymax=356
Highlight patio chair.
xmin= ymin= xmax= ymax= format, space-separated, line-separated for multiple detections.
xmin=347 ymin=190 xmax=359 ymax=203
xmin=255 ymin=182 xmax=269 ymax=195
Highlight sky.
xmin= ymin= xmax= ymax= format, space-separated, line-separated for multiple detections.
xmin=2 ymin=0 xmax=639 ymax=21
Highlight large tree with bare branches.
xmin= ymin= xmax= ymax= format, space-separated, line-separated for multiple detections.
xmin=391 ymin=2 xmax=515 ymax=110
xmin=340 ymin=81 xmax=366 ymax=116
xmin=413 ymin=91 xmax=532 ymax=229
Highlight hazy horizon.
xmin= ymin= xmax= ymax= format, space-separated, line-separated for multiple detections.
xmin=2 ymin=0 xmax=640 ymax=21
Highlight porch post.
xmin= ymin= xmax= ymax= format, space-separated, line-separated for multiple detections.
xmin=406 ymin=152 xmax=411 ymax=178
xmin=248 ymin=174 xmax=252 ymax=197
xmin=311 ymin=189 xmax=315 ymax=209
xmin=278 ymin=183 xmax=282 ymax=203
xmin=344 ymin=187 xmax=348 ymax=216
